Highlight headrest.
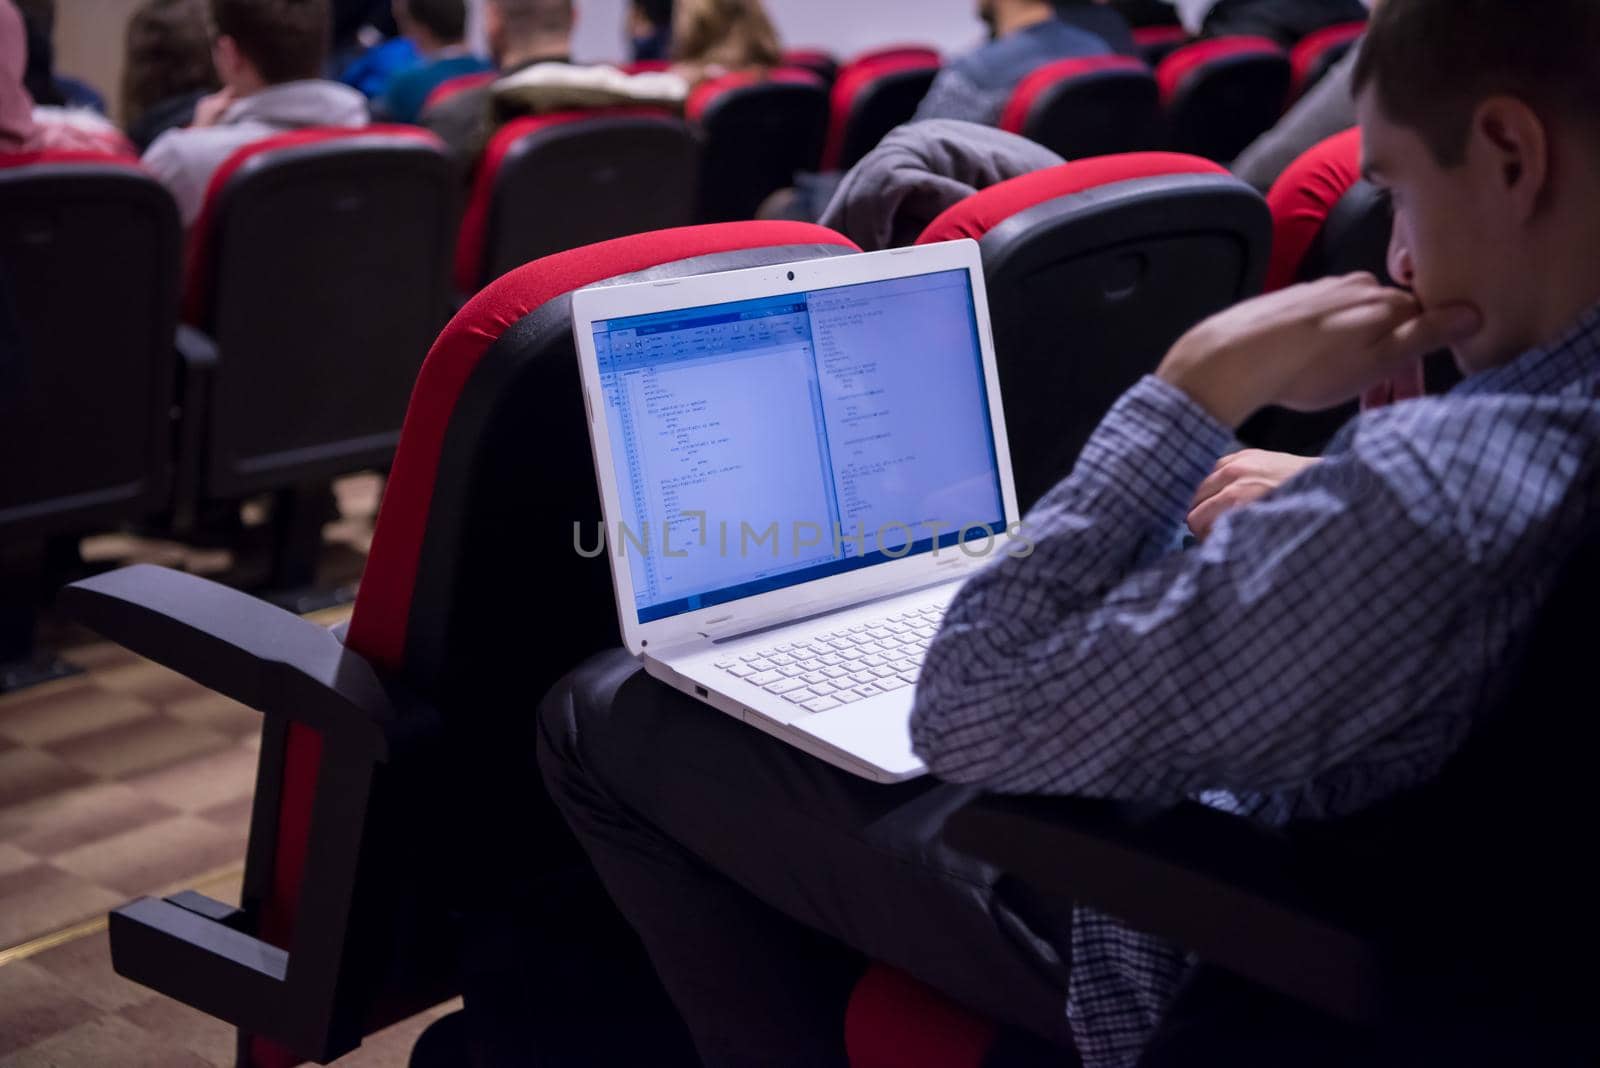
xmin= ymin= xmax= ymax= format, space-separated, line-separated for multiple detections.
xmin=348 ymin=220 xmax=860 ymax=671
xmin=421 ymin=69 xmax=498 ymax=114
xmin=846 ymin=45 xmax=941 ymax=67
xmin=1156 ymin=35 xmax=1284 ymax=103
xmin=1132 ymin=25 xmax=1191 ymax=48
xmin=686 ymin=67 xmax=825 ymax=123
xmin=823 ymin=51 xmax=943 ymax=170
xmin=916 ymin=152 xmax=1228 ymax=245
xmin=1289 ymin=20 xmax=1366 ymax=96
xmin=1264 ymin=126 xmax=1362 ymax=291
xmin=0 ymin=148 xmax=141 ymax=171
xmin=455 ymin=107 xmax=683 ymax=294
xmin=184 ymin=125 xmax=443 ymax=326
xmin=782 ymin=48 xmax=837 ymax=70
xmin=999 ymin=55 xmax=1151 ymax=135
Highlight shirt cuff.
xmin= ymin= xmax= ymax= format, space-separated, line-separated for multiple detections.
xmin=1064 ymin=374 xmax=1234 ymax=527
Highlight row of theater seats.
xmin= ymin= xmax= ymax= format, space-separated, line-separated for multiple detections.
xmin=48 ymin=130 xmax=1432 ymax=1066
xmin=430 ymin=22 xmax=1367 ymax=247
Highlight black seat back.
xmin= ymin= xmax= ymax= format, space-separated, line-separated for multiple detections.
xmin=468 ymin=112 xmax=700 ymax=288
xmin=690 ymin=74 xmax=829 ymax=223
xmin=0 ymin=161 xmax=179 ymax=539
xmin=961 ymin=170 xmax=1271 ymax=509
xmin=191 ymin=130 xmax=456 ymax=500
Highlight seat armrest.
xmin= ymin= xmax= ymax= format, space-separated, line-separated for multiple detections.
xmin=944 ymin=795 xmax=1386 ymax=1024
xmin=59 ymin=564 xmax=426 ymax=758
xmin=58 ymin=564 xmax=440 ymax=1062
xmin=172 ymin=326 xmax=218 ymax=527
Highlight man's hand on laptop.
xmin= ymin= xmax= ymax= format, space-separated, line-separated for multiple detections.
xmin=1156 ymin=273 xmax=1481 ymax=429
xmin=1186 ymin=449 xmax=1320 ymax=540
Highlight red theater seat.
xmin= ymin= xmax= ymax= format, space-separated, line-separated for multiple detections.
xmin=1289 ymin=20 xmax=1365 ymax=100
xmin=782 ymin=47 xmax=839 ymax=85
xmin=687 ymin=68 xmax=829 ymax=222
xmin=179 ymin=125 xmax=457 ymax=588
xmin=61 ymin=221 xmax=861 ymax=1067
xmin=822 ymin=50 xmax=942 ymax=172
xmin=0 ymin=152 xmax=178 ymax=687
xmin=1132 ymin=24 xmax=1192 ymax=65
xmin=420 ymin=69 xmax=497 ymax=115
xmin=999 ymin=55 xmax=1161 ymax=159
xmin=1158 ymin=36 xmax=1290 ymax=163
xmin=454 ymin=108 xmax=699 ymax=292
xmin=918 ymin=152 xmax=1272 ymax=508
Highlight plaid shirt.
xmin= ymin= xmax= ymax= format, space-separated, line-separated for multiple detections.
xmin=911 ymin=303 xmax=1600 ymax=1067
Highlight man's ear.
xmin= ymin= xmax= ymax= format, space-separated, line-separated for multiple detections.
xmin=1472 ymin=95 xmax=1549 ymax=224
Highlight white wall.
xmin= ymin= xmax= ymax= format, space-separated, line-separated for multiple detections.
xmin=473 ymin=0 xmax=988 ymax=65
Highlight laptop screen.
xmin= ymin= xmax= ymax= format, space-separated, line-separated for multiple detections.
xmin=592 ymin=267 xmax=1006 ymax=624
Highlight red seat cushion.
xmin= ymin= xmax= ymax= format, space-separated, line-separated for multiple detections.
xmin=0 ymin=147 xmax=141 ymax=170
xmin=183 ymin=124 xmax=442 ymax=325
xmin=783 ymin=47 xmax=836 ymax=70
xmin=847 ymin=45 xmax=942 ymax=68
xmin=1263 ymin=125 xmax=1362 ymax=291
xmin=453 ymin=107 xmax=679 ymax=293
xmin=686 ymin=66 xmax=825 ymax=123
xmin=422 ymin=69 xmax=498 ymax=113
xmin=916 ymin=151 xmax=1229 ymax=245
xmin=1155 ymin=35 xmax=1284 ymax=104
xmin=1132 ymin=25 xmax=1191 ymax=48
xmin=999 ymin=54 xmax=1150 ymax=136
xmin=846 ymin=965 xmax=998 ymax=1068
xmin=822 ymin=52 xmax=942 ymax=170
xmin=1289 ymin=20 xmax=1366 ymax=97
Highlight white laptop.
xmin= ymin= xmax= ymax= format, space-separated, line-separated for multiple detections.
xmin=571 ymin=240 xmax=1022 ymax=783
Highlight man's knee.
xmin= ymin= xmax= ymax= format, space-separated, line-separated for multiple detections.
xmin=536 ymin=648 xmax=644 ymax=805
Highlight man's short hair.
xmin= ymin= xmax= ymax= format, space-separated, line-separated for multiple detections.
xmin=210 ymin=0 xmax=329 ymax=85
xmin=1353 ymin=0 xmax=1600 ymax=167
xmin=489 ymin=0 xmax=574 ymax=38
xmin=402 ymin=0 xmax=467 ymax=42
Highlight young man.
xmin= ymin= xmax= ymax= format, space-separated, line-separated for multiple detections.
xmin=418 ymin=0 xmax=571 ymax=161
xmin=373 ymin=0 xmax=488 ymax=123
xmin=913 ymin=0 xmax=1112 ymax=128
xmin=539 ymin=1 xmax=1600 ymax=1065
xmin=143 ymin=0 xmax=367 ymax=227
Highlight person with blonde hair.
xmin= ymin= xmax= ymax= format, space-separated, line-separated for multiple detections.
xmin=671 ymin=0 xmax=781 ymax=83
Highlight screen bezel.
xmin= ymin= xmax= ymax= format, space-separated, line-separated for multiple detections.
xmin=571 ymin=240 xmax=1022 ymax=655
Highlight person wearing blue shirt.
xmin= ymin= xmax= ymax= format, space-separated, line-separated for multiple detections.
xmin=374 ymin=0 xmax=490 ymax=123
xmin=915 ymin=0 xmax=1114 ymax=128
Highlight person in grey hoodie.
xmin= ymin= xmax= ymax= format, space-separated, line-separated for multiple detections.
xmin=143 ymin=0 xmax=368 ymax=227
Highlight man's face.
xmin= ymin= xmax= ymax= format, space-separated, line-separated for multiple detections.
xmin=1358 ymin=88 xmax=1523 ymax=374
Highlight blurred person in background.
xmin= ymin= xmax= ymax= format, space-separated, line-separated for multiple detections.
xmin=914 ymin=0 xmax=1110 ymax=126
xmin=144 ymin=0 xmax=368 ymax=226
xmin=2 ymin=0 xmax=129 ymax=155
xmin=630 ymin=0 xmax=673 ymax=63
xmin=670 ymin=0 xmax=781 ymax=85
xmin=374 ymin=0 xmax=490 ymax=121
xmin=121 ymin=0 xmax=220 ymax=152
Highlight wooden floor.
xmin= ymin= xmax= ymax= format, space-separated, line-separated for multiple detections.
xmin=0 ymin=475 xmax=460 ymax=1065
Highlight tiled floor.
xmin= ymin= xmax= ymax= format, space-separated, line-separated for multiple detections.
xmin=0 ymin=474 xmax=458 ymax=1065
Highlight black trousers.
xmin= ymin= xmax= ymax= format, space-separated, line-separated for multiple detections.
xmin=1205 ymin=0 xmax=1370 ymax=47
xmin=536 ymin=650 xmax=1079 ymax=1067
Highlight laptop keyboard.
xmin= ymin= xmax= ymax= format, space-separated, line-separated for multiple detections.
xmin=713 ymin=604 xmax=948 ymax=715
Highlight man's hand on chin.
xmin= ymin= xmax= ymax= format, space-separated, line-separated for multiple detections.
xmin=1156 ymin=273 xmax=1482 ymax=429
